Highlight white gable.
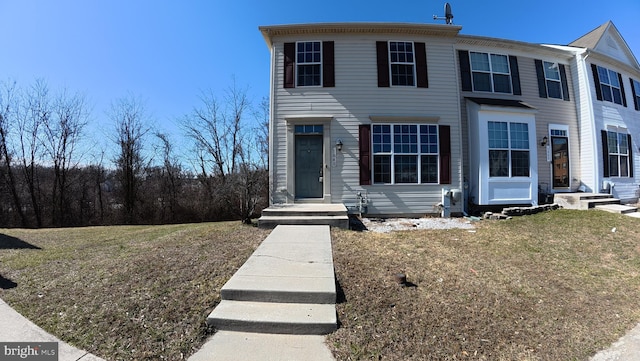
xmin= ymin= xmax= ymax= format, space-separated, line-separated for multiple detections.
xmin=593 ymin=27 xmax=639 ymax=69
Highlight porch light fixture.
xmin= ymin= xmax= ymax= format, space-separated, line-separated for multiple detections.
xmin=336 ymin=139 xmax=343 ymax=151
xmin=540 ymin=136 xmax=548 ymax=147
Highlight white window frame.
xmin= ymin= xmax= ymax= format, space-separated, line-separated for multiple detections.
xmin=372 ymin=124 xmax=439 ymax=184
xmin=606 ymin=130 xmax=631 ymax=178
xmin=295 ymin=41 xmax=322 ymax=87
xmin=543 ymin=61 xmax=563 ymax=99
xmin=388 ymin=41 xmax=416 ymax=87
xmin=487 ymin=121 xmax=530 ymax=178
xmin=469 ymin=51 xmax=512 ymax=94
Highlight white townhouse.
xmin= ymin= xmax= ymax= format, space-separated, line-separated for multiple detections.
xmin=259 ymin=20 xmax=640 ymax=218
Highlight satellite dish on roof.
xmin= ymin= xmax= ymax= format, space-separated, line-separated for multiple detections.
xmin=433 ymin=2 xmax=454 ymax=25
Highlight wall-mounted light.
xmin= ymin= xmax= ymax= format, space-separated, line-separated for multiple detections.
xmin=335 ymin=139 xmax=343 ymax=151
xmin=540 ymin=136 xmax=548 ymax=147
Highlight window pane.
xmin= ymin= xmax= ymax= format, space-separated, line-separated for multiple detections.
xmin=394 ymin=155 xmax=418 ymax=183
xmin=601 ymin=84 xmax=613 ymax=102
xmin=607 ymin=131 xmax=618 ymax=154
xmin=391 ymin=64 xmax=415 ymax=86
xmin=612 ymin=88 xmax=622 ymax=105
xmin=393 ymin=124 xmax=417 ymax=153
xmin=373 ymin=155 xmax=391 ymax=183
xmin=620 ymin=156 xmax=629 ymax=177
xmin=510 ymin=123 xmax=529 ymax=149
xmin=470 ymin=52 xmax=490 ymax=71
xmin=490 ymin=54 xmax=509 ymax=73
xmin=608 ymin=70 xmax=620 ymax=87
xmin=472 ymin=72 xmax=492 ymax=92
xmin=609 ymin=155 xmax=619 ymax=177
xmin=421 ymin=155 xmax=438 ymax=183
xmin=420 ymin=125 xmax=438 ymax=154
xmin=373 ymin=125 xmax=391 ymax=153
xmin=543 ymin=62 xmax=560 ymax=80
xmin=598 ymin=66 xmax=610 ymax=84
xmin=511 ymin=150 xmax=530 ymax=177
xmin=489 ymin=150 xmax=509 ymax=177
xmin=488 ymin=121 xmax=508 ymax=148
xmin=297 ymin=64 xmax=321 ymax=86
xmin=618 ymin=133 xmax=628 ymax=154
xmin=493 ymin=74 xmax=512 ymax=93
xmin=546 ymin=80 xmax=562 ymax=99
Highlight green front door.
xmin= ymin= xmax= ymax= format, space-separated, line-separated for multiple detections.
xmin=295 ymin=135 xmax=323 ymax=198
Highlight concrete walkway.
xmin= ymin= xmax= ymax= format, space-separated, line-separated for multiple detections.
xmin=0 ymin=297 xmax=105 ymax=361
xmin=189 ymin=224 xmax=337 ymax=361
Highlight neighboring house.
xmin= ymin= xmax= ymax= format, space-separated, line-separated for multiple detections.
xmin=549 ymin=21 xmax=640 ymax=203
xmin=259 ymin=21 xmax=640 ymax=216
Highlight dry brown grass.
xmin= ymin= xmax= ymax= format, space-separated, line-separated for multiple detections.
xmin=0 ymin=222 xmax=270 ymax=360
xmin=328 ymin=209 xmax=640 ymax=360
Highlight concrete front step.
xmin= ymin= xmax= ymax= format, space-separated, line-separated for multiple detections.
xmin=188 ymin=331 xmax=335 ymax=361
xmin=207 ymin=300 xmax=337 ymax=335
xmin=258 ymin=204 xmax=349 ymax=229
xmin=258 ymin=215 xmax=349 ymax=229
xmin=554 ymin=193 xmax=620 ymax=210
xmin=595 ymin=204 xmax=639 ymax=214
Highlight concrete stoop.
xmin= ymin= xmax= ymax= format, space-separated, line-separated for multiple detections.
xmin=189 ymin=225 xmax=337 ymax=361
xmin=258 ymin=204 xmax=349 ymax=229
xmin=554 ymin=193 xmax=621 ymax=210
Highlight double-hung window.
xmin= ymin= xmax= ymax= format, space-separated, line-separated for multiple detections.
xmin=598 ymin=66 xmax=623 ymax=104
xmin=389 ymin=42 xmax=415 ymax=86
xmin=488 ymin=121 xmax=530 ymax=177
xmin=543 ymin=61 xmax=563 ymax=99
xmin=631 ymin=78 xmax=640 ymax=111
xmin=296 ymin=41 xmax=322 ymax=87
xmin=372 ymin=124 xmax=439 ymax=184
xmin=606 ymin=131 xmax=631 ymax=177
xmin=470 ymin=52 xmax=512 ymax=93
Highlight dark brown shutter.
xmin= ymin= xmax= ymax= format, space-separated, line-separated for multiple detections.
xmin=509 ymin=56 xmax=521 ymax=95
xmin=376 ymin=41 xmax=390 ymax=87
xmin=359 ymin=124 xmax=371 ymax=185
xmin=322 ymin=41 xmax=335 ymax=88
xmin=559 ymin=64 xmax=570 ymax=101
xmin=534 ymin=59 xmax=548 ymax=98
xmin=601 ymin=130 xmax=610 ymax=177
xmin=458 ymin=50 xmax=472 ymax=91
xmin=439 ymin=125 xmax=451 ymax=184
xmin=591 ymin=64 xmax=603 ymax=101
xmin=628 ymin=134 xmax=634 ymax=177
xmin=415 ymin=42 xmax=428 ymax=88
xmin=617 ymin=73 xmax=627 ymax=107
xmin=631 ymin=78 xmax=640 ymax=111
xmin=284 ymin=42 xmax=295 ymax=88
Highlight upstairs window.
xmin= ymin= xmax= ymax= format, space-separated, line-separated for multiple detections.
xmin=488 ymin=121 xmax=530 ymax=177
xmin=296 ymin=41 xmax=322 ymax=87
xmin=376 ymin=41 xmax=428 ymax=88
xmin=283 ymin=41 xmax=334 ymax=88
xmin=470 ymin=52 xmax=512 ymax=93
xmin=389 ymin=42 xmax=415 ymax=86
xmin=630 ymin=78 xmax=640 ymax=111
xmin=535 ymin=60 xmax=570 ymax=101
xmin=458 ymin=50 xmax=521 ymax=95
xmin=591 ymin=64 xmax=627 ymax=107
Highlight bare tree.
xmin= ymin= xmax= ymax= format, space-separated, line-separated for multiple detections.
xmin=16 ymin=79 xmax=50 ymax=227
xmin=110 ymin=96 xmax=149 ymax=224
xmin=0 ymin=80 xmax=27 ymax=227
xmin=154 ymin=132 xmax=182 ymax=222
xmin=42 ymin=89 xmax=89 ymax=226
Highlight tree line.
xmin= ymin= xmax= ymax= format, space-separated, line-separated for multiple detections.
xmin=0 ymin=79 xmax=269 ymax=228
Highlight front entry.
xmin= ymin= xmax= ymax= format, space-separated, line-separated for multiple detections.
xmin=295 ymin=135 xmax=323 ymax=198
xmin=551 ymin=135 xmax=570 ymax=188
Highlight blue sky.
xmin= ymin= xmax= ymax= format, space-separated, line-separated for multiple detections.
xmin=0 ymin=0 xmax=638 ymax=163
